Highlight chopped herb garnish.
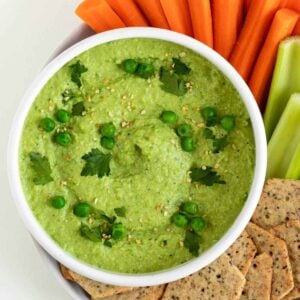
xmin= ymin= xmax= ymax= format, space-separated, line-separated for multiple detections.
xmin=103 ymin=240 xmax=113 ymax=247
xmin=81 ymin=148 xmax=111 ymax=178
xmin=159 ymin=67 xmax=187 ymax=96
xmin=212 ymin=137 xmax=228 ymax=153
xmin=62 ymin=89 xmax=74 ymax=102
xmin=184 ymin=230 xmax=201 ymax=256
xmin=69 ymin=61 xmax=88 ymax=87
xmin=72 ymin=101 xmax=86 ymax=116
xmin=114 ymin=206 xmax=126 ymax=217
xmin=203 ymin=127 xmax=215 ymax=139
xmin=190 ymin=167 xmax=226 ymax=186
xmin=29 ymin=152 xmax=53 ymax=185
xmin=92 ymin=208 xmax=116 ymax=224
xmin=172 ymin=58 xmax=191 ymax=75
xmin=80 ymin=223 xmax=102 ymax=242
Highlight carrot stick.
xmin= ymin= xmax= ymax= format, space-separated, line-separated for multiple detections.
xmin=106 ymin=0 xmax=148 ymax=26
xmin=281 ymin=0 xmax=300 ymax=13
xmin=229 ymin=0 xmax=281 ymax=80
xmin=248 ymin=8 xmax=299 ymax=108
xmin=134 ymin=0 xmax=169 ymax=29
xmin=187 ymin=0 xmax=213 ymax=47
xmin=244 ymin=0 xmax=252 ymax=11
xmin=76 ymin=0 xmax=125 ymax=32
xmin=294 ymin=19 xmax=300 ymax=34
xmin=160 ymin=0 xmax=193 ymax=36
xmin=212 ymin=0 xmax=244 ymax=59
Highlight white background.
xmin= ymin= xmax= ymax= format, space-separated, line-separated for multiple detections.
xmin=0 ymin=0 xmax=81 ymax=299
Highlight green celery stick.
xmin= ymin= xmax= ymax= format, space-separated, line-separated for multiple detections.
xmin=264 ymin=37 xmax=300 ymax=141
xmin=285 ymin=140 xmax=300 ymax=179
xmin=267 ymin=94 xmax=300 ymax=178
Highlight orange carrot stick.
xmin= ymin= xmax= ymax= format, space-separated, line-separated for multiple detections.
xmin=281 ymin=0 xmax=300 ymax=12
xmin=134 ymin=0 xmax=169 ymax=29
xmin=212 ymin=0 xmax=244 ymax=59
xmin=244 ymin=0 xmax=252 ymax=11
xmin=248 ymin=8 xmax=299 ymax=108
xmin=160 ymin=0 xmax=193 ymax=36
xmin=187 ymin=0 xmax=213 ymax=47
xmin=229 ymin=0 xmax=281 ymax=80
xmin=106 ymin=0 xmax=148 ymax=26
xmin=76 ymin=0 xmax=125 ymax=32
xmin=294 ymin=19 xmax=300 ymax=34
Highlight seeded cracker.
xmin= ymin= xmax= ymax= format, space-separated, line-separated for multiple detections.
xmin=246 ymin=222 xmax=294 ymax=300
xmin=60 ymin=265 xmax=133 ymax=299
xmin=226 ymin=230 xmax=257 ymax=275
xmin=270 ymin=220 xmax=300 ymax=300
xmin=99 ymin=285 xmax=166 ymax=300
xmin=252 ymin=179 xmax=300 ymax=229
xmin=161 ymin=254 xmax=245 ymax=300
xmin=240 ymin=253 xmax=273 ymax=300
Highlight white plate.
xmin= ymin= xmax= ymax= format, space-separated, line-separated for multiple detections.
xmin=34 ymin=24 xmax=94 ymax=300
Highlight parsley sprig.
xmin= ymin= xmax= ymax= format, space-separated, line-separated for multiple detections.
xmin=29 ymin=152 xmax=53 ymax=185
xmin=190 ymin=167 xmax=226 ymax=186
xmin=81 ymin=148 xmax=111 ymax=178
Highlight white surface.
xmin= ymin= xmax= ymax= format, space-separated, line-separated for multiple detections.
xmin=0 ymin=0 xmax=80 ymax=299
xmin=7 ymin=26 xmax=267 ymax=288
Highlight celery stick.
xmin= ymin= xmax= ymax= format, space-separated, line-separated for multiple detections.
xmin=267 ymin=93 xmax=300 ymax=178
xmin=264 ymin=37 xmax=300 ymax=141
xmin=285 ymin=140 xmax=300 ymax=179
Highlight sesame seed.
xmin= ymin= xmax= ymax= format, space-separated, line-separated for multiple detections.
xmin=202 ymin=165 xmax=207 ymax=170
xmin=82 ymin=111 xmax=87 ymax=116
xmin=153 ymin=227 xmax=158 ymax=232
xmin=197 ymin=123 xmax=205 ymax=128
xmin=163 ymin=211 xmax=168 ymax=217
xmin=94 ymin=198 xmax=98 ymax=204
xmin=182 ymin=105 xmax=189 ymax=112
xmin=179 ymin=52 xmax=186 ymax=57
xmin=140 ymin=110 xmax=146 ymax=115
xmin=179 ymin=241 xmax=184 ymax=247
xmin=136 ymin=239 xmax=141 ymax=244
xmin=108 ymin=111 xmax=113 ymax=117
xmin=95 ymin=89 xmax=100 ymax=94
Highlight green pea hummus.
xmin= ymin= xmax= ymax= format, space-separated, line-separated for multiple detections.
xmin=19 ymin=38 xmax=255 ymax=273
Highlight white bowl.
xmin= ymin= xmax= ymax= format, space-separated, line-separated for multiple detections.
xmin=7 ymin=27 xmax=267 ymax=287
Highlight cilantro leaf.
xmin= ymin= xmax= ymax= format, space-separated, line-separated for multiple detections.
xmin=190 ymin=167 xmax=226 ymax=186
xmin=159 ymin=67 xmax=187 ymax=96
xmin=69 ymin=61 xmax=88 ymax=87
xmin=114 ymin=206 xmax=126 ymax=217
xmin=61 ymin=89 xmax=75 ymax=103
xmin=81 ymin=148 xmax=111 ymax=178
xmin=203 ymin=128 xmax=215 ymax=139
xmin=72 ymin=101 xmax=86 ymax=116
xmin=184 ymin=230 xmax=201 ymax=256
xmin=29 ymin=152 xmax=53 ymax=185
xmin=92 ymin=208 xmax=116 ymax=224
xmin=212 ymin=137 xmax=228 ymax=153
xmin=80 ymin=223 xmax=102 ymax=242
xmin=172 ymin=58 xmax=191 ymax=75
xmin=103 ymin=240 xmax=113 ymax=247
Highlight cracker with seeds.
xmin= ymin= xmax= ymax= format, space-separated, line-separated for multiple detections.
xmin=161 ymin=254 xmax=245 ymax=300
xmin=252 ymin=179 xmax=300 ymax=229
xmin=60 ymin=265 xmax=133 ymax=299
xmin=226 ymin=230 xmax=257 ymax=275
xmin=100 ymin=285 xmax=166 ymax=300
xmin=270 ymin=220 xmax=300 ymax=300
xmin=246 ymin=222 xmax=294 ymax=300
xmin=240 ymin=253 xmax=273 ymax=300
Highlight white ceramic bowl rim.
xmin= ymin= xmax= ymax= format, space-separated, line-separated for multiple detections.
xmin=7 ymin=27 xmax=267 ymax=287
